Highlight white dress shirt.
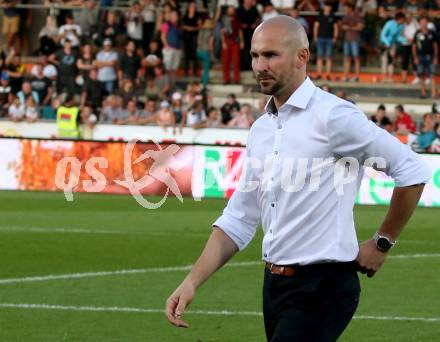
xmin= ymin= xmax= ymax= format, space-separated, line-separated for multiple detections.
xmin=213 ymin=77 xmax=431 ymax=265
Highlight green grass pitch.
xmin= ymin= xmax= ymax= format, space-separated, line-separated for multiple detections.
xmin=0 ymin=190 xmax=439 ymax=341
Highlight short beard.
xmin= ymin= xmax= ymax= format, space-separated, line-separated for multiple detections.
xmin=258 ymin=82 xmax=281 ymax=96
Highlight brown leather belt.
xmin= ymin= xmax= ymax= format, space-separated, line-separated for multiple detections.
xmin=265 ymin=262 xmax=296 ymax=277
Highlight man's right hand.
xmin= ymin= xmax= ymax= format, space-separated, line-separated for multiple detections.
xmin=165 ymin=281 xmax=195 ymax=328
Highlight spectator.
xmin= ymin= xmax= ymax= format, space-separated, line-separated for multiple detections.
xmin=153 ymin=65 xmax=171 ymax=98
xmin=313 ymin=2 xmax=338 ymax=81
xmin=360 ymin=0 xmax=379 ymax=62
xmin=156 ymin=2 xmax=173 ymax=33
xmin=193 ymin=106 xmax=223 ymax=128
xmin=39 ymin=15 xmax=59 ymax=56
xmin=126 ymin=1 xmax=144 ymax=48
xmin=144 ymin=76 xmax=161 ymax=100
xmin=56 ymin=94 xmax=80 ymax=138
xmin=1 ymin=0 xmax=20 ymax=51
xmin=341 ymin=3 xmax=364 ymax=82
xmin=101 ymin=95 xmax=126 ymax=123
xmin=80 ymin=105 xmax=98 ymax=138
xmin=171 ymin=91 xmax=185 ymax=124
xmin=227 ymin=103 xmax=253 ymax=128
xmin=98 ymin=11 xmax=120 ymax=47
xmin=140 ymin=0 xmax=157 ymax=53
xmin=50 ymin=39 xmax=78 ymax=95
xmin=220 ymin=93 xmax=240 ymax=124
xmin=118 ymin=41 xmax=142 ymax=86
xmin=156 ymin=100 xmax=176 ymax=131
xmin=117 ymin=79 xmax=137 ymax=107
xmin=122 ymin=99 xmax=141 ymax=124
xmin=138 ymin=98 xmax=157 ymax=124
xmin=394 ymin=104 xmax=416 ymax=133
xmin=380 ymin=12 xmax=405 ymax=83
xmin=296 ymin=0 xmax=320 ymax=12
xmin=182 ymin=1 xmax=201 ymax=76
xmin=412 ymin=16 xmax=438 ymax=99
xmin=271 ymin=0 xmax=295 ymax=9
xmin=430 ymin=123 xmax=440 ymax=153
xmin=379 ymin=0 xmax=402 ymax=17
xmin=76 ymin=43 xmax=95 ymax=85
xmin=237 ymin=0 xmax=260 ymax=71
xmin=17 ymin=81 xmax=39 ymax=105
xmin=75 ymin=0 xmax=98 ymax=43
xmin=434 ymin=107 xmax=440 ymax=125
xmin=262 ymin=3 xmax=279 ymax=22
xmin=24 ymin=95 xmax=39 ymax=122
xmin=58 ymin=12 xmax=82 ymax=48
xmin=404 ymin=0 xmax=424 ymax=16
xmin=182 ymin=98 xmax=206 ymax=127
xmin=32 ymin=55 xmax=58 ymax=83
xmin=8 ymin=94 xmax=24 ymax=122
xmin=0 ymin=71 xmax=12 ymax=117
xmin=81 ymin=68 xmax=104 ymax=110
xmin=370 ymin=104 xmax=392 ymax=132
xmin=205 ymin=106 xmax=223 ymax=128
xmin=321 ymin=83 xmax=331 ymax=92
xmin=220 ymin=6 xmax=243 ymax=84
xmin=197 ymin=18 xmax=214 ymax=88
xmin=29 ymin=65 xmax=54 ymax=107
xmin=400 ymin=13 xmax=419 ymax=84
xmin=161 ymin=9 xmax=184 ymax=83
xmin=289 ymin=9 xmax=309 ymax=34
xmin=184 ymin=80 xmax=203 ymax=106
xmin=96 ymin=38 xmax=118 ymax=95
xmin=5 ymin=51 xmax=25 ymax=94
xmin=142 ymin=40 xmax=163 ymax=79
xmin=416 ymin=113 xmax=436 ymax=151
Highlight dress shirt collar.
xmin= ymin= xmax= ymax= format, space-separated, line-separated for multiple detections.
xmin=264 ymin=76 xmax=316 ymax=115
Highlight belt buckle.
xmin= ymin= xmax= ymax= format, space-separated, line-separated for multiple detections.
xmin=269 ymin=263 xmax=275 ymax=273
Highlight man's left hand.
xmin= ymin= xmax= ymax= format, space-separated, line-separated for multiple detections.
xmin=356 ymin=239 xmax=387 ymax=278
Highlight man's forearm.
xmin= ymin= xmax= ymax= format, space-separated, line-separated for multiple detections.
xmin=183 ymin=227 xmax=238 ymax=289
xmin=378 ymin=184 xmax=425 ymax=240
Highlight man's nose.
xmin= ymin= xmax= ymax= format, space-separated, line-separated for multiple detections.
xmin=254 ymin=57 xmax=268 ymax=73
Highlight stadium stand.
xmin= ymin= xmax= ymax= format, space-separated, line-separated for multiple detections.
xmin=0 ymin=0 xmax=439 ymax=152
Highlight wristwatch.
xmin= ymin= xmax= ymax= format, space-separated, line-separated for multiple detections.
xmin=373 ymin=232 xmax=396 ymax=252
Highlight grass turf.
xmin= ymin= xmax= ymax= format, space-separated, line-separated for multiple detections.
xmin=0 ymin=190 xmax=439 ymax=341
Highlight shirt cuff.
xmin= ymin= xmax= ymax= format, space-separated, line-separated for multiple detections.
xmin=212 ymin=214 xmax=256 ymax=251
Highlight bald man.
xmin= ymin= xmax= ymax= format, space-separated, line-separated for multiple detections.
xmin=165 ymin=16 xmax=430 ymax=341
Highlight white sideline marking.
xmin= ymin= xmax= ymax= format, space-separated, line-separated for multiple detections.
xmin=0 ymin=226 xmax=207 ymax=237
xmin=0 ymin=227 xmax=438 ymax=245
xmin=0 ymin=261 xmax=261 ymax=285
xmin=0 ymin=254 xmax=439 ymax=286
xmin=0 ymin=303 xmax=438 ymax=323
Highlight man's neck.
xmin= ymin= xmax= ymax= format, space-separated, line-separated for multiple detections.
xmin=273 ymin=76 xmax=306 ymax=110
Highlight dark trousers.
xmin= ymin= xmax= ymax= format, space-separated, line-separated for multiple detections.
xmin=183 ymin=33 xmax=198 ymax=74
xmin=263 ymin=261 xmax=360 ymax=342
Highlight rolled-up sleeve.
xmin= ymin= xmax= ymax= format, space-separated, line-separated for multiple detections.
xmin=212 ymin=133 xmax=261 ymax=251
xmin=327 ymin=101 xmax=432 ymax=186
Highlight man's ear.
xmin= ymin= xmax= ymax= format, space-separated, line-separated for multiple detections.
xmin=296 ymin=48 xmax=310 ymax=68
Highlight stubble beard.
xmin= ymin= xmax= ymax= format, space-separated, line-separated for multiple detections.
xmin=259 ymin=81 xmax=281 ymax=96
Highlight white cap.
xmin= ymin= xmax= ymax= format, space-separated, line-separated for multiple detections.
xmin=172 ymin=92 xmax=182 ymax=101
xmin=160 ymin=100 xmax=170 ymax=108
xmin=146 ymin=54 xmax=159 ymax=63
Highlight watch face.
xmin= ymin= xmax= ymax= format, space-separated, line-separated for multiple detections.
xmin=377 ymin=237 xmax=392 ymax=251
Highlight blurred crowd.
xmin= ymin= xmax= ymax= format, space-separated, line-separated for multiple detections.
xmin=368 ymin=101 xmax=440 ymax=153
xmin=0 ymin=0 xmax=439 ymax=150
